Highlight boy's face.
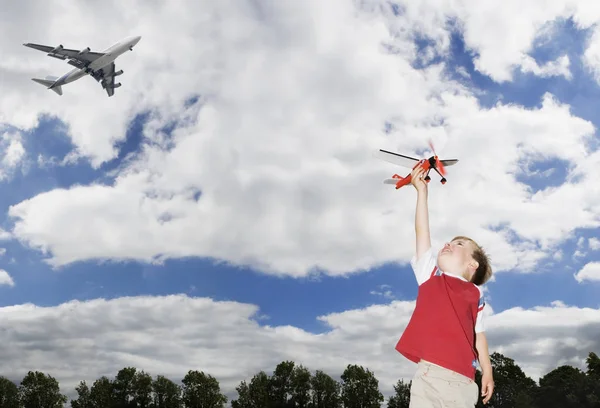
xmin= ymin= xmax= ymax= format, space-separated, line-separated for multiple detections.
xmin=437 ymin=238 xmax=476 ymax=278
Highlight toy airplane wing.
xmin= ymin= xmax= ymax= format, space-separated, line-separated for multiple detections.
xmin=440 ymin=159 xmax=459 ymax=166
xmin=23 ymin=43 xmax=105 ymax=67
xmin=374 ymin=149 xmax=420 ymax=169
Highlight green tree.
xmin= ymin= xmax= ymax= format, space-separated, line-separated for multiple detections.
xmin=18 ymin=371 xmax=67 ymax=408
xmin=585 ymin=352 xmax=600 ymax=408
xmin=270 ymin=361 xmax=295 ymax=408
xmin=113 ymin=367 xmax=137 ymax=408
xmin=231 ymin=381 xmax=254 ymax=408
xmin=132 ymin=370 xmax=153 ymax=408
xmin=181 ymin=370 xmax=227 ymax=408
xmin=310 ymin=370 xmax=341 ymax=408
xmin=231 ymin=381 xmax=251 ymax=408
xmin=587 ymin=352 xmax=600 ymax=378
xmin=340 ymin=364 xmax=383 ymax=408
xmin=0 ymin=376 xmax=21 ymax=408
xmin=231 ymin=371 xmax=272 ymax=408
xmin=535 ymin=365 xmax=589 ymax=408
xmin=89 ymin=376 xmax=115 ymax=408
xmin=70 ymin=381 xmax=92 ymax=408
xmin=289 ymin=365 xmax=312 ymax=408
xmin=152 ymin=375 xmax=182 ymax=408
xmin=475 ymin=352 xmax=538 ymax=408
xmin=386 ymin=379 xmax=410 ymax=408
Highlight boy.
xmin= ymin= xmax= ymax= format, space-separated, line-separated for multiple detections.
xmin=395 ymin=165 xmax=495 ymax=407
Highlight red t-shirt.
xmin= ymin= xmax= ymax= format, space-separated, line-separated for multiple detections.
xmin=395 ymin=247 xmax=486 ymax=380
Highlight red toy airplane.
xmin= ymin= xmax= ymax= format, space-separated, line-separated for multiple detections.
xmin=375 ymin=141 xmax=458 ymax=189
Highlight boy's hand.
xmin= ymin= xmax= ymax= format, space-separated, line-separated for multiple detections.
xmin=481 ymin=372 xmax=494 ymax=404
xmin=410 ymin=165 xmax=428 ymax=192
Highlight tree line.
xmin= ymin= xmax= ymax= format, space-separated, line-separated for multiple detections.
xmin=0 ymin=350 xmax=598 ymax=408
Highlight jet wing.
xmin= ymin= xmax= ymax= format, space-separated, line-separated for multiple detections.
xmin=374 ymin=149 xmax=420 ymax=169
xmin=23 ymin=43 xmax=104 ymax=67
xmin=95 ymin=62 xmax=123 ymax=97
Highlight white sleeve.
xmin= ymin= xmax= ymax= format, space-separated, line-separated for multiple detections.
xmin=475 ymin=288 xmax=486 ymax=333
xmin=410 ymin=247 xmax=438 ymax=286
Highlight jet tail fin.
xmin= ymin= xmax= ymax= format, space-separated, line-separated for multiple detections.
xmin=31 ymin=76 xmax=63 ymax=95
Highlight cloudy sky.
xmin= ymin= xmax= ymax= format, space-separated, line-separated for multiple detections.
xmin=1 ymin=0 xmax=600 ymax=404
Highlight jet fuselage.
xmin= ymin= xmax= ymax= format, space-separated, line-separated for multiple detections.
xmin=50 ymin=35 xmax=141 ymax=89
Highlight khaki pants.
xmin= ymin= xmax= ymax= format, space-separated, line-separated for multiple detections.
xmin=409 ymin=360 xmax=479 ymax=408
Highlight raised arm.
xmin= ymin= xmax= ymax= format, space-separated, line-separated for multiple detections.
xmin=411 ymin=166 xmax=431 ymax=259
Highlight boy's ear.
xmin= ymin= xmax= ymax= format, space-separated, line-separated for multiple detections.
xmin=469 ymin=260 xmax=479 ymax=271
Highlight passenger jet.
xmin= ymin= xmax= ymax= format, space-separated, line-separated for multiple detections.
xmin=23 ymin=35 xmax=141 ymax=97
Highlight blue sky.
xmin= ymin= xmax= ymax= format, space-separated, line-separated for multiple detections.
xmin=2 ymin=16 xmax=598 ymax=323
xmin=1 ymin=1 xmax=600 ymax=402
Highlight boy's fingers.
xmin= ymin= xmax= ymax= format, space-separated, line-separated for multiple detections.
xmin=411 ymin=167 xmax=422 ymax=181
xmin=482 ymin=384 xmax=493 ymax=403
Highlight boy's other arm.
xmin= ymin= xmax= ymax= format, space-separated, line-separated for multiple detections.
xmin=411 ymin=166 xmax=431 ymax=259
xmin=476 ymin=332 xmax=494 ymax=404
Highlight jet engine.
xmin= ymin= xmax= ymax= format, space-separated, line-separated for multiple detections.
xmin=78 ymin=47 xmax=90 ymax=55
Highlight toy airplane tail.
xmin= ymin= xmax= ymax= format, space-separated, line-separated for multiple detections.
xmin=31 ymin=76 xmax=62 ymax=95
xmin=383 ymin=177 xmax=401 ymax=184
xmin=383 ymin=174 xmax=411 ymax=189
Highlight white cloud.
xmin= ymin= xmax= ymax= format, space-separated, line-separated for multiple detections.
xmin=488 ymin=300 xmax=600 ymax=377
xmin=0 ymin=295 xmax=598 ymax=404
xmin=573 ymin=237 xmax=587 ymax=258
xmin=10 ymin=91 xmax=596 ymax=278
xmin=370 ymin=284 xmax=395 ymax=299
xmin=589 ymin=237 xmax=600 ymax=250
xmin=0 ymin=269 xmax=15 ymax=287
xmin=0 ymin=130 xmax=26 ymax=181
xmin=0 ymin=228 xmax=10 ymax=241
xmin=2 ymin=1 xmax=600 ymax=279
xmin=583 ymin=24 xmax=600 ymax=85
xmin=455 ymin=66 xmax=470 ymax=78
xmin=553 ymin=251 xmax=564 ymax=262
xmin=574 ymin=261 xmax=600 ymax=282
xmin=520 ymin=54 xmax=572 ymax=79
xmin=366 ymin=0 xmax=599 ymax=82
